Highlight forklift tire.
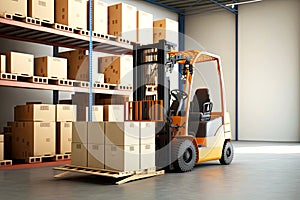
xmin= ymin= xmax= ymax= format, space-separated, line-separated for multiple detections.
xmin=219 ymin=141 xmax=234 ymax=165
xmin=172 ymin=139 xmax=197 ymax=172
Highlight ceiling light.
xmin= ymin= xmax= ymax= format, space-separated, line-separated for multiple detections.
xmin=226 ymin=0 xmax=262 ymax=8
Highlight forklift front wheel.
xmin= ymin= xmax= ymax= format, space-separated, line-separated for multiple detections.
xmin=219 ymin=141 xmax=234 ymax=165
xmin=172 ymin=139 xmax=197 ymax=172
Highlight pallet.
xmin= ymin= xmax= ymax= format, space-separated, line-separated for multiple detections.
xmin=55 ymin=154 xmax=71 ymax=161
xmin=0 ymin=160 xmax=13 ymax=167
xmin=116 ymin=37 xmax=132 ymax=44
xmin=14 ymin=153 xmax=70 ymax=164
xmin=74 ymin=81 xmax=89 ymax=88
xmin=23 ymin=17 xmax=41 ymax=26
xmin=117 ymin=85 xmax=133 ymax=90
xmin=53 ymin=165 xmax=164 ymax=185
xmin=53 ymin=23 xmax=75 ymax=33
xmin=93 ymin=32 xmax=111 ymax=40
xmin=48 ymin=78 xmax=76 ymax=87
xmin=0 ymin=73 xmax=17 ymax=81
xmin=93 ymin=82 xmax=118 ymax=90
xmin=2 ymin=13 xmax=25 ymax=21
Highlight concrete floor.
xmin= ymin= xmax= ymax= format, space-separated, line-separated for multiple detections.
xmin=1 ymin=141 xmax=300 ymax=200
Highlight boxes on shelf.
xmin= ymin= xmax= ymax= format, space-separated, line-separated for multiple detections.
xmin=87 ymin=143 xmax=104 ymax=169
xmin=105 ymin=144 xmax=139 ymax=171
xmin=11 ymin=122 xmax=56 ymax=159
xmin=56 ymin=104 xmax=77 ymax=122
xmin=0 ymin=55 xmax=6 ymax=73
xmin=0 ymin=135 xmax=4 ymax=161
xmin=108 ymin=2 xmax=137 ymax=42
xmin=103 ymin=105 xmax=124 ymax=122
xmin=88 ymin=0 xmax=107 ymax=34
xmin=98 ymin=55 xmax=133 ymax=86
xmin=137 ymin=10 xmax=153 ymax=45
xmin=28 ymin=0 xmax=54 ymax=23
xmin=105 ymin=122 xmax=139 ymax=146
xmin=55 ymin=0 xmax=87 ymax=30
xmin=72 ymin=122 xmax=88 ymax=144
xmin=34 ymin=56 xmax=67 ymax=79
xmin=153 ymin=18 xmax=178 ymax=49
xmin=86 ymin=106 xmax=103 ymax=122
xmin=71 ymin=142 xmax=87 ymax=167
xmin=14 ymin=103 xmax=56 ymax=122
xmin=140 ymin=143 xmax=155 ymax=169
xmin=3 ymin=52 xmax=34 ymax=76
xmin=0 ymin=0 xmax=27 ymax=17
xmin=56 ymin=122 xmax=72 ymax=154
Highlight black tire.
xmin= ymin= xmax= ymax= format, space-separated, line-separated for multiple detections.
xmin=219 ymin=141 xmax=234 ymax=165
xmin=171 ymin=139 xmax=197 ymax=172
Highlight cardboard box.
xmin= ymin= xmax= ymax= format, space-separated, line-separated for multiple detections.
xmin=88 ymin=122 xmax=105 ymax=144
xmin=87 ymin=143 xmax=104 ymax=169
xmin=34 ymin=56 xmax=67 ymax=79
xmin=11 ymin=122 xmax=56 ymax=159
xmin=0 ymin=0 xmax=27 ymax=17
xmin=88 ymin=0 xmax=107 ymax=34
xmin=153 ymin=18 xmax=178 ymax=48
xmin=55 ymin=0 xmax=87 ymax=30
xmin=99 ymin=55 xmax=133 ymax=85
xmin=72 ymin=122 xmax=87 ymax=144
xmin=140 ymin=122 xmax=155 ymax=144
xmin=14 ymin=104 xmax=56 ymax=122
xmin=56 ymin=122 xmax=72 ymax=154
xmin=140 ymin=143 xmax=155 ymax=169
xmin=0 ymin=135 xmax=4 ymax=161
xmin=86 ymin=106 xmax=103 ymax=122
xmin=71 ymin=142 xmax=87 ymax=167
xmin=28 ymin=0 xmax=54 ymax=23
xmin=0 ymin=55 xmax=6 ymax=73
xmin=56 ymin=104 xmax=77 ymax=122
xmin=108 ymin=3 xmax=137 ymax=42
xmin=4 ymin=52 xmax=34 ymax=76
xmin=137 ymin=10 xmax=153 ymax=45
xmin=103 ymin=105 xmax=124 ymax=122
xmin=105 ymin=144 xmax=139 ymax=171
xmin=105 ymin=122 xmax=139 ymax=146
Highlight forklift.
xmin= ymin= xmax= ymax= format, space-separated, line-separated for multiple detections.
xmin=133 ymin=40 xmax=233 ymax=172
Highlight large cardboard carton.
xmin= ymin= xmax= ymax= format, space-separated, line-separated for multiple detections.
xmin=140 ymin=122 xmax=155 ymax=145
xmin=0 ymin=135 xmax=4 ymax=161
xmin=28 ymin=0 xmax=54 ymax=23
xmin=103 ymin=105 xmax=124 ymax=122
xmin=88 ymin=0 xmax=107 ymax=34
xmin=14 ymin=104 xmax=56 ymax=122
xmin=0 ymin=0 xmax=27 ymax=17
xmin=140 ymin=143 xmax=155 ymax=169
xmin=72 ymin=122 xmax=88 ymax=144
xmin=55 ymin=0 xmax=87 ymax=30
xmin=88 ymin=122 xmax=105 ymax=144
xmin=71 ymin=142 xmax=87 ymax=167
xmin=137 ymin=10 xmax=153 ymax=45
xmin=153 ymin=18 xmax=178 ymax=48
xmin=56 ymin=122 xmax=72 ymax=154
xmin=56 ymin=104 xmax=77 ymax=122
xmin=105 ymin=122 xmax=139 ymax=146
xmin=105 ymin=144 xmax=139 ymax=171
xmin=108 ymin=3 xmax=137 ymax=42
xmin=86 ymin=106 xmax=103 ymax=122
xmin=4 ymin=52 xmax=34 ymax=76
xmin=87 ymin=143 xmax=104 ymax=169
xmin=34 ymin=56 xmax=67 ymax=79
xmin=0 ymin=55 xmax=6 ymax=73
xmin=11 ymin=122 xmax=56 ymax=159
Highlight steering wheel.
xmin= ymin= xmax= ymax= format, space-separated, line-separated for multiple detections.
xmin=171 ymin=89 xmax=188 ymax=101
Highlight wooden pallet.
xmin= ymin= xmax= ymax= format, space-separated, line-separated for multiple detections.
xmin=0 ymin=160 xmax=13 ymax=167
xmin=24 ymin=16 xmax=41 ymax=26
xmin=53 ymin=165 xmax=164 ymax=185
xmin=0 ymin=73 xmax=17 ymax=81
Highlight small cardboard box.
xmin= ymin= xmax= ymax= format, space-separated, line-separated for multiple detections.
xmin=0 ymin=55 xmax=6 ymax=73
xmin=72 ymin=122 xmax=88 ymax=144
xmin=11 ymin=122 xmax=56 ymax=159
xmin=0 ymin=135 xmax=4 ymax=161
xmin=108 ymin=3 xmax=137 ymax=42
xmin=105 ymin=122 xmax=139 ymax=146
xmin=153 ymin=18 xmax=178 ymax=48
xmin=34 ymin=56 xmax=67 ymax=79
xmin=56 ymin=104 xmax=77 ymax=122
xmin=14 ymin=104 xmax=56 ymax=122
xmin=4 ymin=52 xmax=34 ymax=76
xmin=88 ymin=0 xmax=107 ymax=34
xmin=87 ymin=143 xmax=104 ymax=169
xmin=28 ymin=0 xmax=54 ymax=23
xmin=56 ymin=122 xmax=72 ymax=154
xmin=88 ymin=122 xmax=105 ymax=144
xmin=140 ymin=143 xmax=155 ymax=169
xmin=103 ymin=105 xmax=124 ymax=122
xmin=71 ymin=142 xmax=87 ymax=167
xmin=140 ymin=122 xmax=155 ymax=145
xmin=55 ymin=0 xmax=87 ymax=30
xmin=105 ymin=144 xmax=139 ymax=171
xmin=137 ymin=10 xmax=153 ymax=45
xmin=0 ymin=0 xmax=27 ymax=17
xmin=86 ymin=106 xmax=103 ymax=122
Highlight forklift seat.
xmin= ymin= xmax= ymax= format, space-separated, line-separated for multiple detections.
xmin=189 ymin=88 xmax=213 ymax=121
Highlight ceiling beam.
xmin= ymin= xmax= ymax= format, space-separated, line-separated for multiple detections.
xmin=209 ymin=0 xmax=237 ymax=14
xmin=143 ymin=0 xmax=184 ymax=14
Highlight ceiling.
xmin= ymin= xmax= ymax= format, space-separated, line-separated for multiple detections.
xmin=143 ymin=0 xmax=238 ymax=15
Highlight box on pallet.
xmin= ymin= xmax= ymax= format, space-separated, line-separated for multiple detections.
xmin=3 ymin=52 xmax=34 ymax=76
xmin=88 ymin=0 xmax=107 ymax=34
xmin=71 ymin=142 xmax=87 ymax=167
xmin=108 ymin=3 xmax=137 ymax=42
xmin=0 ymin=0 xmax=27 ymax=17
xmin=0 ymin=135 xmax=4 ymax=161
xmin=103 ymin=105 xmax=124 ymax=122
xmin=137 ymin=10 xmax=153 ymax=45
xmin=0 ymin=55 xmax=6 ymax=73
xmin=153 ymin=18 xmax=178 ymax=49
xmin=14 ymin=104 xmax=56 ymax=122
xmin=55 ymin=0 xmax=87 ymax=30
xmin=105 ymin=122 xmax=139 ymax=146
xmin=34 ymin=56 xmax=67 ymax=79
xmin=56 ymin=104 xmax=77 ymax=122
xmin=11 ymin=122 xmax=56 ymax=159
xmin=140 ymin=122 xmax=155 ymax=144
xmin=56 ymin=122 xmax=72 ymax=154
xmin=72 ymin=122 xmax=88 ymax=144
xmin=88 ymin=143 xmax=104 ymax=169
xmin=140 ymin=143 xmax=155 ymax=169
xmin=98 ymin=55 xmax=133 ymax=85
xmin=88 ymin=122 xmax=105 ymax=144
xmin=28 ymin=0 xmax=54 ymax=23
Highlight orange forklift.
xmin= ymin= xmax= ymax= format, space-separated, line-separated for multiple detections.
xmin=133 ymin=40 xmax=233 ymax=172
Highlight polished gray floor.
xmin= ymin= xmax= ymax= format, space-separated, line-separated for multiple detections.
xmin=1 ymin=141 xmax=300 ymax=200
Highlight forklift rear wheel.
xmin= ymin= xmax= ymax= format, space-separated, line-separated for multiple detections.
xmin=219 ymin=141 xmax=234 ymax=165
xmin=172 ymin=139 xmax=196 ymax=172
